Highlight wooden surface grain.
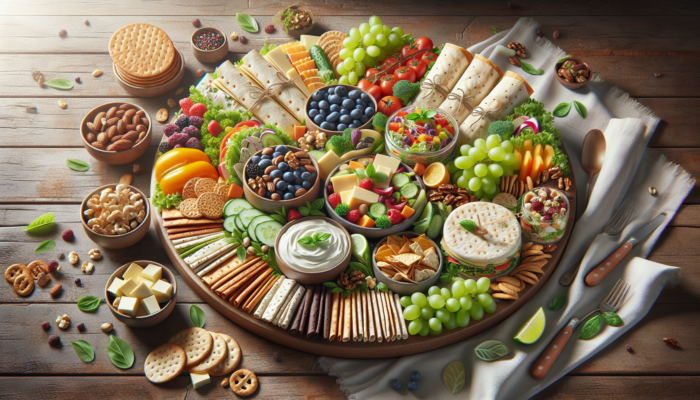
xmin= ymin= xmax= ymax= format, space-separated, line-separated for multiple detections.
xmin=0 ymin=0 xmax=698 ymax=398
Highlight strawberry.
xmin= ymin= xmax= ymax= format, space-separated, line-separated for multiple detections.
xmin=359 ymin=178 xmax=374 ymax=191
xmin=386 ymin=209 xmax=402 ymax=225
xmin=178 ymin=98 xmax=194 ymax=115
xmin=328 ymin=193 xmax=342 ymax=209
xmin=287 ymin=209 xmax=303 ymax=221
xmin=188 ymin=103 xmax=208 ymax=118
xmin=346 ymin=209 xmax=361 ymax=223
xmin=207 ymin=120 xmax=222 ymax=137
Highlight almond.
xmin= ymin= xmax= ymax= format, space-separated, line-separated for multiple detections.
xmin=85 ymin=132 xmax=96 ymax=143
xmin=91 ymin=142 xmax=106 ymax=150
xmin=135 ymin=110 xmax=145 ymax=117
xmin=107 ymin=140 xmax=134 ymax=151
xmin=132 ymin=114 xmax=139 ymax=126
xmin=295 ymin=188 xmax=308 ymax=197
xmin=86 ymin=122 xmax=96 ymax=132
xmin=294 ymin=151 xmax=310 ymax=159
xmin=304 ymin=165 xmax=317 ymax=174
xmin=106 ymin=106 xmax=117 ymax=119
xmin=126 ymin=124 xmax=135 ymax=131
xmin=110 ymin=134 xmax=124 ymax=142
xmin=117 ymin=120 xmax=126 ymax=135
xmin=124 ymin=109 xmax=136 ymax=121
xmin=138 ymin=131 xmax=146 ymax=141
xmin=97 ymin=132 xmax=108 ymax=145
xmin=105 ymin=117 xmax=119 ymax=127
xmin=116 ymin=109 xmax=126 ymax=117
xmin=94 ymin=112 xmax=106 ymax=131
xmin=105 ymin=125 xmax=117 ymax=139
xmin=122 ymin=130 xmax=139 ymax=142
xmin=118 ymin=103 xmax=131 ymax=110
xmin=141 ymin=117 xmax=149 ymax=127
xmin=49 ymin=284 xmax=62 ymax=297
xmin=136 ymin=124 xmax=147 ymax=133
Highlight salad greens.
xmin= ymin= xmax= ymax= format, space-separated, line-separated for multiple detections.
xmin=151 ymin=183 xmax=183 ymax=212
xmin=259 ymin=42 xmax=278 ymax=56
xmin=223 ymin=124 xmax=295 ymax=186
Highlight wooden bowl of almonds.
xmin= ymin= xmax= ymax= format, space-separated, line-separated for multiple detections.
xmin=80 ymin=102 xmax=152 ymax=165
xmin=555 ymin=57 xmax=592 ymax=90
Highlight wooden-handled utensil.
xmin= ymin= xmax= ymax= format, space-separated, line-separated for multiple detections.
xmin=580 ymin=129 xmax=606 ymax=206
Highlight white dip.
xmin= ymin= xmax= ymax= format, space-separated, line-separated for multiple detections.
xmin=278 ymin=220 xmax=348 ymax=272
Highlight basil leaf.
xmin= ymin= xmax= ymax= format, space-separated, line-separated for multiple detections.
xmin=43 ymin=78 xmax=74 ymax=90
xmin=236 ymin=13 xmax=259 ymax=33
xmin=474 ymin=340 xmax=511 ymax=361
xmin=520 ymin=61 xmax=544 ymax=75
xmin=603 ymin=311 xmax=623 ymax=327
xmin=77 ymin=295 xmax=102 ymax=313
xmin=404 ymin=113 xmax=420 ymax=122
xmin=311 ymin=198 xmax=325 ymax=210
xmin=573 ymin=100 xmax=588 ymax=118
xmin=107 ymin=335 xmax=134 ymax=369
xmin=355 ymin=169 xmax=368 ymax=179
xmin=323 ymin=282 xmax=339 ymax=288
xmin=309 ymin=210 xmax=325 ymax=216
xmin=35 ymin=239 xmax=55 ymax=253
xmin=460 ymin=219 xmax=476 ymax=232
xmin=25 ymin=212 xmax=55 ymax=232
xmin=237 ymin=246 xmax=246 ymax=263
xmin=66 ymin=159 xmax=90 ymax=172
xmin=70 ymin=340 xmax=95 ymax=362
xmin=556 ymin=55 xmax=572 ymax=64
xmin=366 ymin=163 xmax=376 ymax=177
xmin=270 ymin=214 xmax=287 ymax=225
xmin=297 ymin=236 xmax=315 ymax=246
xmin=376 ymin=282 xmax=388 ymax=292
xmin=443 ymin=360 xmax=466 ymax=395
xmin=313 ymin=232 xmax=331 ymax=243
xmin=299 ymin=207 xmax=310 ymax=216
xmin=548 ymin=294 xmax=566 ymax=311
xmin=424 ymin=110 xmax=437 ymax=119
xmin=578 ymin=314 xmax=603 ymax=340
xmin=359 ymin=283 xmax=369 ymax=293
xmin=331 ymin=287 xmax=344 ymax=293
xmin=553 ymin=102 xmax=572 ymax=117
xmin=189 ymin=305 xmax=206 ymax=328
xmin=372 ymin=171 xmax=388 ymax=183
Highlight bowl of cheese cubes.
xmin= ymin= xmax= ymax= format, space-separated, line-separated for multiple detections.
xmin=105 ymin=261 xmax=177 ymax=328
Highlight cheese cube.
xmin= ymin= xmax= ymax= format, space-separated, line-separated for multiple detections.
xmin=122 ymin=263 xmax=144 ymax=282
xmin=373 ymin=165 xmax=394 ymax=189
xmin=190 ymin=372 xmax=210 ymax=389
xmin=130 ymin=282 xmax=153 ymax=299
xmin=136 ymin=276 xmax=154 ymax=289
xmin=107 ymin=278 xmax=125 ymax=297
xmin=151 ymin=280 xmax=173 ymax=303
xmin=118 ymin=296 xmax=139 ymax=317
xmin=140 ymin=264 xmax=162 ymax=282
xmin=373 ymin=154 xmax=401 ymax=174
xmin=340 ymin=190 xmax=353 ymax=205
xmin=118 ymin=278 xmax=139 ymax=298
xmin=136 ymin=301 xmax=149 ymax=317
xmin=317 ymin=151 xmax=342 ymax=181
xmin=347 ymin=187 xmax=380 ymax=210
xmin=330 ymin=173 xmax=360 ymax=194
xmin=141 ymin=295 xmax=161 ymax=315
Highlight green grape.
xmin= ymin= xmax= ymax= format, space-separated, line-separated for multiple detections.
xmin=440 ymin=288 xmax=452 ymax=301
xmin=488 ymin=163 xmax=503 ymax=178
xmin=451 ymin=169 xmax=463 ymax=185
xmin=403 ymin=304 xmax=421 ymax=320
xmin=477 ymin=293 xmax=494 ymax=308
xmin=369 ymin=15 xmax=383 ymax=26
xmin=400 ymin=296 xmax=412 ymax=308
xmin=436 ymin=309 xmax=450 ymax=323
xmin=391 ymin=26 xmax=405 ymax=37
xmin=486 ymin=134 xmax=501 ymax=149
xmin=354 ymin=62 xmax=365 ymax=77
xmin=420 ymin=305 xmax=435 ymax=320
xmin=353 ymin=47 xmax=366 ymax=62
xmin=454 ymin=156 xmax=472 ymax=170
xmin=429 ymin=294 xmax=446 ymax=309
xmin=469 ymin=301 xmax=484 ymax=320
xmin=476 ymin=277 xmax=491 ymax=294
xmin=363 ymin=33 xmax=376 ymax=46
xmin=411 ymin=292 xmax=428 ymax=308
xmin=501 ymin=164 xmax=513 ymax=176
xmin=430 ymin=325 xmax=443 ymax=336
xmin=463 ymin=156 xmax=476 ymax=169
xmin=474 ymin=163 xmax=488 ymax=177
xmin=375 ymin=33 xmax=388 ymax=47
xmin=336 ymin=63 xmax=348 ymax=75
xmin=468 ymin=147 xmax=485 ymax=161
xmin=488 ymin=147 xmax=506 ymax=162
xmin=339 ymin=48 xmax=353 ymax=60
xmin=460 ymin=144 xmax=471 ymax=156
xmin=428 ymin=317 xmax=442 ymax=331
xmin=338 ymin=75 xmax=349 ymax=84
xmin=366 ymin=45 xmax=380 ymax=58
xmin=370 ymin=24 xmax=383 ymax=36
xmin=419 ymin=321 xmax=431 ymax=336
xmin=428 ymin=286 xmax=441 ymax=296
xmin=382 ymin=25 xmax=391 ymax=36
xmin=512 ymin=158 xmax=522 ymax=170
xmin=456 ymin=174 xmax=469 ymax=189
xmin=343 ymin=37 xmax=359 ymax=50
xmin=452 ymin=280 xmax=466 ymax=298
xmin=408 ymin=319 xmax=422 ymax=335
xmin=343 ymin=57 xmax=356 ymax=70
xmin=473 ymin=188 xmax=484 ymax=199
xmin=359 ymin=23 xmax=370 ymax=35
xmin=468 ymin=177 xmax=482 ymax=192
xmin=376 ymin=48 xmax=387 ymax=62
xmin=446 ymin=298 xmax=460 ymax=313
xmin=362 ymin=55 xmax=376 ymax=68
xmin=501 ymin=140 xmax=514 ymax=153
xmin=464 ymin=279 xmax=477 ymax=294
xmin=503 ymin=153 xmax=517 ymax=166
xmin=446 ymin=160 xmax=460 ymax=174
xmin=388 ymin=33 xmax=401 ymax=47
xmin=456 ymin=309 xmax=471 ymax=327
xmin=462 ymin=168 xmax=476 ymax=180
xmin=444 ymin=312 xmax=458 ymax=330
xmin=349 ymin=27 xmax=361 ymax=41
xmin=482 ymin=178 xmax=496 ymax=195
xmin=459 ymin=295 xmax=472 ymax=310
xmin=348 ymin=71 xmax=359 ymax=85
xmin=474 ymin=138 xmax=487 ymax=151
xmin=484 ymin=298 xmax=497 ymax=313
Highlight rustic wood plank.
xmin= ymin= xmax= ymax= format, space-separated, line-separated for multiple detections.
xmin=669 ymin=204 xmax=700 ymax=227
xmin=534 ymin=376 xmax=700 ymax=399
xmin=655 ymin=148 xmax=700 ymax=203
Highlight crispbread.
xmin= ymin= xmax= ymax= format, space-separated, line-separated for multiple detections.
xmin=162 ymin=217 xmax=224 ymax=228
xmin=144 ymin=343 xmax=186 ymax=383
xmin=182 ymin=178 xmax=200 ymax=199
xmin=168 ymin=327 xmax=213 ymax=367
xmin=108 ymin=23 xmax=175 ymax=79
xmin=209 ymin=333 xmax=241 ymax=376
xmin=186 ymin=332 xmax=227 ymax=373
xmin=196 ymin=192 xmax=225 ymax=219
xmin=179 ymin=198 xmax=202 ymax=219
xmin=114 ymin=53 xmax=180 ymax=86
xmin=162 ymin=208 xmax=184 ymax=220
xmin=194 ymin=178 xmax=217 ymax=197
xmin=166 ymin=224 xmax=222 ymax=234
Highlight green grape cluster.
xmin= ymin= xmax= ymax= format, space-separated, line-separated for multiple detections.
xmin=445 ymin=135 xmax=522 ymax=202
xmin=400 ymin=277 xmax=496 ymax=336
xmin=338 ymin=15 xmax=405 ymax=85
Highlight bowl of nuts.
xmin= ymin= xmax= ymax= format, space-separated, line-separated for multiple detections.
xmin=80 ymin=184 xmax=151 ymax=249
xmin=274 ymin=6 xmax=315 ymax=37
xmin=80 ymin=102 xmax=152 ymax=165
xmin=555 ymin=57 xmax=591 ymax=90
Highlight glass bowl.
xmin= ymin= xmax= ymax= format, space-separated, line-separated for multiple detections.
xmin=520 ymin=187 xmax=570 ymax=244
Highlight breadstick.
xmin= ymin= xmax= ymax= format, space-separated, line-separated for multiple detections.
xmin=394 ymin=293 xmax=409 ymax=340
xmin=306 ymin=286 xmax=322 ymax=338
xmin=273 ymin=283 xmax=298 ymax=325
xmin=385 ymin=291 xmax=397 ymax=341
xmin=337 ymin=294 xmax=344 ymax=342
xmin=254 ymin=277 xmax=284 ymax=319
xmin=218 ymin=260 xmax=267 ymax=297
xmin=234 ymin=268 xmax=272 ymax=307
xmin=242 ymin=274 xmax=273 ymax=312
xmin=262 ymin=278 xmax=296 ymax=322
xmin=329 ymin=292 xmax=340 ymax=341
xmin=280 ymin=284 xmax=306 ymax=329
xmin=342 ymin=294 xmax=351 ymax=342
xmin=366 ymin=291 xmax=376 ymax=342
xmin=361 ymin=291 xmax=368 ymax=342
xmin=323 ymin=288 xmax=332 ymax=340
xmin=370 ymin=290 xmax=382 ymax=343
xmin=208 ymin=256 xmax=260 ymax=289
xmin=351 ymin=291 xmax=358 ymax=341
xmin=244 ymin=275 xmax=279 ymax=313
xmin=290 ymin=290 xmax=309 ymax=335
xmin=292 ymin=285 xmax=314 ymax=334
xmin=375 ymin=289 xmax=389 ymax=341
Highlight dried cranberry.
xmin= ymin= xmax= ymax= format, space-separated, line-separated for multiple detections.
xmin=42 ymin=321 xmax=50 ymax=330
xmin=265 ymin=24 xmax=275 ymax=33
xmin=536 ymin=30 xmax=544 ymax=37
xmin=47 ymin=260 xmax=59 ymax=273
xmin=75 ymin=77 xmax=81 ymax=83
xmin=240 ymin=36 xmax=247 ymax=44
xmin=48 ymin=335 xmax=61 ymax=347
xmin=77 ymin=322 xmax=86 ymax=332
xmin=530 ymin=201 xmax=544 ymax=212
xmin=625 ymin=344 xmax=632 ymax=351
xmin=61 ymin=229 xmax=74 ymax=241
xmin=74 ymin=278 xmax=82 ymax=286
xmin=541 ymin=214 xmax=552 ymax=221
xmin=192 ymin=18 xmax=201 ymax=28
xmin=546 ymin=206 xmax=561 ymax=215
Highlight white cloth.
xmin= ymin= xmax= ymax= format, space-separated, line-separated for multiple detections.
xmin=319 ymin=18 xmax=695 ymax=399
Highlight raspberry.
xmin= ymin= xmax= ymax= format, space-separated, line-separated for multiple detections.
xmin=207 ymin=120 xmax=222 ymax=137
xmin=387 ymin=209 xmax=403 ymax=225
xmin=61 ymin=229 xmax=74 ymax=241
xmin=174 ymin=115 xmax=190 ymax=130
xmin=359 ymin=178 xmax=374 ymax=191
xmin=47 ymin=260 xmax=58 ymax=273
xmin=179 ymin=98 xmax=194 ymax=115
xmin=287 ymin=209 xmax=303 ymax=221
xmin=327 ymin=185 xmax=334 ymax=194
xmin=188 ymin=103 xmax=208 ymax=118
xmin=77 ymin=322 xmax=86 ymax=332
xmin=168 ymin=132 xmax=189 ymax=148
xmin=346 ymin=209 xmax=361 ymax=223
xmin=48 ymin=335 xmax=60 ymax=347
xmin=541 ymin=214 xmax=552 ymax=221
xmin=186 ymin=137 xmax=202 ymax=150
xmin=42 ymin=321 xmax=50 ymax=330
xmin=182 ymin=125 xmax=200 ymax=139
xmin=163 ymin=123 xmax=180 ymax=137
xmin=188 ymin=116 xmax=203 ymax=128
xmin=546 ymin=206 xmax=561 ymax=215
xmin=530 ymin=201 xmax=544 ymax=212
xmin=328 ymin=193 xmax=342 ymax=209
xmin=173 ymin=144 xmax=183 ymax=149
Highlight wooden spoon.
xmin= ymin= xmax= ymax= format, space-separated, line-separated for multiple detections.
xmin=580 ymin=129 xmax=606 ymax=206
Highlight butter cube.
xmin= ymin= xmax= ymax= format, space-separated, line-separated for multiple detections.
xmin=136 ymin=301 xmax=149 ymax=317
xmin=122 ymin=263 xmax=144 ymax=282
xmin=136 ymin=276 xmax=154 ymax=289
xmin=330 ymin=173 xmax=359 ymax=194
xmin=150 ymin=280 xmax=173 ymax=303
xmin=118 ymin=296 xmax=140 ymax=317
xmin=140 ymin=264 xmax=162 ymax=282
xmin=190 ymin=372 xmax=210 ymax=389
xmin=373 ymin=154 xmax=401 ymax=174
xmin=107 ymin=278 xmax=125 ymax=297
xmin=141 ymin=295 xmax=161 ymax=315
xmin=118 ymin=278 xmax=139 ymax=298
xmin=130 ymin=282 xmax=153 ymax=299
xmin=347 ymin=187 xmax=380 ymax=210
xmin=373 ymin=165 xmax=394 ymax=189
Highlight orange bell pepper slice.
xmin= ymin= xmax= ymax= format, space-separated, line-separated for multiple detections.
xmin=219 ymin=126 xmax=247 ymax=160
xmin=159 ymin=161 xmax=219 ymax=195
xmin=155 ymin=148 xmax=211 ymax=183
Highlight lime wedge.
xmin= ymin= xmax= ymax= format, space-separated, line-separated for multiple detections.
xmin=351 ymin=234 xmax=371 ymax=267
xmin=513 ymin=306 xmax=546 ymax=344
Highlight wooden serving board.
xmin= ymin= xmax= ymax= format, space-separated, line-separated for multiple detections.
xmin=151 ymin=143 xmax=576 ymax=359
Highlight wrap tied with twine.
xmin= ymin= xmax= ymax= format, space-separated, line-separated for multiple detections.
xmin=247 ymin=72 xmax=298 ymax=114
xmin=445 ymin=88 xmax=475 ymax=114
xmin=420 ymin=77 xmax=450 ymax=100
xmin=469 ymin=103 xmax=502 ymax=130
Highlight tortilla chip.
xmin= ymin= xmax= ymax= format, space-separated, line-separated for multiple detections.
xmin=398 ymin=241 xmax=413 ymax=254
xmin=377 ymin=244 xmax=391 ymax=254
xmin=392 ymin=272 xmax=418 ymax=284
xmin=409 ymin=242 xmax=424 ymax=257
xmin=375 ymin=250 xmax=395 ymax=262
xmin=388 ymin=235 xmax=403 ymax=246
xmin=421 ymin=247 xmax=439 ymax=269
xmin=415 ymin=237 xmax=435 ymax=252
xmin=410 ymin=234 xmax=427 ymax=243
xmin=389 ymin=253 xmax=422 ymax=268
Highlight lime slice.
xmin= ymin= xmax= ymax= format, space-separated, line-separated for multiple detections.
xmin=351 ymin=234 xmax=371 ymax=267
xmin=513 ymin=306 xmax=546 ymax=344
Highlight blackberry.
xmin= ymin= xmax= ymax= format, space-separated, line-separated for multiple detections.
xmin=158 ymin=141 xmax=170 ymax=154
xmin=188 ymin=116 xmax=203 ymax=128
xmin=185 ymin=137 xmax=202 ymax=150
xmin=182 ymin=125 xmax=200 ymax=139
xmin=168 ymin=132 xmax=189 ymax=148
xmin=245 ymin=163 xmax=264 ymax=180
xmin=163 ymin=123 xmax=180 ymax=137
xmin=174 ymin=115 xmax=190 ymax=130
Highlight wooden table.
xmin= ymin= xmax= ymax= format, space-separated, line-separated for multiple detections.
xmin=1 ymin=1 xmax=698 ymax=398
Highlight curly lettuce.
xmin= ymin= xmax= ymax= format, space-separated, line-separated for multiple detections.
xmin=151 ymin=183 xmax=183 ymax=212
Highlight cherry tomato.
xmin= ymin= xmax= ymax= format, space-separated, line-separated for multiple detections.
xmin=394 ymin=67 xmax=417 ymax=83
xmin=366 ymin=85 xmax=383 ymax=102
xmin=378 ymin=57 xmax=400 ymax=75
xmin=401 ymin=44 xmax=420 ymax=59
xmin=414 ymin=37 xmax=434 ymax=51
xmin=404 ymin=59 xmax=427 ymax=80
xmin=396 ymin=110 xmax=409 ymax=117
xmin=364 ymin=68 xmax=379 ymax=80
xmin=378 ymin=96 xmax=403 ymax=116
xmin=421 ymin=52 xmax=438 ymax=65
xmin=357 ymin=79 xmax=374 ymax=91
xmin=378 ymin=75 xmax=398 ymax=97
xmin=389 ymin=122 xmax=402 ymax=132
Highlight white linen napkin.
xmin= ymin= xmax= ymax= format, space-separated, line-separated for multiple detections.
xmin=319 ymin=18 xmax=695 ymax=399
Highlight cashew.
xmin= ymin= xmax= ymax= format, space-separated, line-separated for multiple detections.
xmin=87 ymin=218 xmax=103 ymax=229
xmin=114 ymin=221 xmax=129 ymax=235
xmin=107 ymin=210 xmax=125 ymax=224
xmin=92 ymin=225 xmax=107 ymax=235
xmin=87 ymin=198 xmax=100 ymax=210
xmin=130 ymin=220 xmax=138 ymax=229
xmin=84 ymin=208 xmax=95 ymax=218
xmin=129 ymin=193 xmax=142 ymax=202
xmin=99 ymin=188 xmax=113 ymax=203
xmin=123 ymin=205 xmax=138 ymax=221
xmin=115 ymin=184 xmax=128 ymax=194
xmin=104 ymin=223 xmax=115 ymax=235
xmin=136 ymin=210 xmax=145 ymax=223
xmin=86 ymin=184 xmax=145 ymax=237
xmin=133 ymin=199 xmax=144 ymax=211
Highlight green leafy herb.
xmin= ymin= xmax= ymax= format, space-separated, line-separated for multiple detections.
xmin=189 ymin=305 xmax=206 ymax=328
xmin=573 ymin=100 xmax=588 ymax=118
xmin=25 ymin=213 xmax=55 ymax=232
xmin=236 ymin=246 xmax=246 ymax=262
xmin=579 ymin=314 xmax=603 ymax=340
xmin=271 ymin=206 xmax=288 ymax=225
xmin=35 ymin=239 xmax=55 ymax=254
xmin=521 ymin=61 xmax=544 ymax=75
xmin=474 ymin=340 xmax=511 ymax=361
xmin=259 ymin=42 xmax=278 ymax=56
xmin=66 ymin=159 xmax=90 ymax=172
xmin=490 ymin=25 xmax=499 ymax=34
xmin=348 ymin=261 xmax=372 ymax=278
xmin=376 ymin=282 xmax=388 ymax=292
xmin=151 ymin=183 xmax=183 ymax=212
xmin=43 ymin=79 xmax=74 ymax=90
xmin=313 ymin=232 xmax=331 ymax=243
xmin=460 ymin=219 xmax=477 ymax=232
xmin=299 ymin=200 xmax=325 ymax=217
xmin=107 ymin=335 xmax=134 ymax=369
xmin=77 ymin=295 xmax=102 ymax=313
xmin=548 ymin=294 xmax=566 ymax=311
xmin=603 ymin=311 xmax=623 ymax=327
xmin=553 ymin=102 xmax=572 ymax=117
xmin=298 ymin=232 xmax=331 ymax=247
xmin=365 ymin=163 xmax=388 ymax=183
xmin=236 ymin=13 xmax=259 ymax=33
xmin=70 ymin=340 xmax=95 ymax=362
xmin=405 ymin=106 xmax=437 ymax=124
xmin=355 ymin=168 xmax=368 ymax=179
xmin=443 ymin=360 xmax=466 ymax=394
xmin=557 ymin=55 xmax=572 ymax=64
xmin=267 ymin=248 xmax=282 ymax=276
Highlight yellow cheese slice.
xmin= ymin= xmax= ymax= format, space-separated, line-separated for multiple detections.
xmin=293 ymin=57 xmax=312 ymax=68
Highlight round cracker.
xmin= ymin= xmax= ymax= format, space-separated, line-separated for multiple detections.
xmin=521 ymin=242 xmax=534 ymax=252
xmin=168 ymin=327 xmax=213 ymax=367
xmin=230 ymin=369 xmax=258 ymax=397
xmin=214 ymin=182 xmax=230 ymax=198
xmin=144 ymin=343 xmax=187 ymax=384
xmin=493 ymin=292 xmax=518 ymax=300
xmin=179 ymin=198 xmax=202 ymax=219
xmin=490 ymin=282 xmax=501 ymax=292
xmin=196 ymin=192 xmax=225 ymax=219
xmin=108 ymin=23 xmax=175 ymax=79
xmin=194 ymin=178 xmax=217 ymax=197
xmin=495 ymin=276 xmax=521 ymax=286
xmin=5 ymin=264 xmax=27 ymax=283
xmin=186 ymin=332 xmax=227 ymax=373
xmin=182 ymin=178 xmax=200 ymax=200
xmin=210 ymin=333 xmax=241 ymax=376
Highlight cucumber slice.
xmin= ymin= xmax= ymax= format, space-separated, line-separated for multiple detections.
xmin=411 ymin=189 xmax=426 ymax=214
xmin=408 ymin=199 xmax=416 ymax=207
xmin=308 ymin=149 xmax=326 ymax=161
xmin=224 ymin=199 xmax=253 ymax=217
xmin=333 ymin=170 xmax=355 ymax=178
xmin=248 ymin=215 xmax=274 ymax=242
xmin=391 ymin=172 xmax=411 ymax=188
xmin=426 ymin=206 xmax=444 ymax=239
xmin=413 ymin=219 xmax=430 ymax=234
xmin=234 ymin=214 xmax=246 ymax=232
xmin=368 ymin=202 xmax=388 ymax=220
xmin=260 ymin=131 xmax=285 ymax=147
xmin=238 ymin=209 xmax=266 ymax=229
xmin=223 ymin=216 xmax=237 ymax=233
xmin=399 ymin=182 xmax=419 ymax=199
xmin=255 ymin=221 xmax=284 ymax=248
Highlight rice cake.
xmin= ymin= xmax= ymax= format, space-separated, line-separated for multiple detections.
xmin=108 ymin=23 xmax=175 ymax=79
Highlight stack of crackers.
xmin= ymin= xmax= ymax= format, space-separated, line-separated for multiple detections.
xmin=163 ymin=177 xmax=232 ymax=240
xmin=490 ymin=241 xmax=553 ymax=300
xmin=109 ymin=23 xmax=182 ymax=88
xmin=374 ymin=234 xmax=439 ymax=284
xmin=202 ymin=255 xmax=276 ymax=310
xmin=318 ymin=31 xmax=347 ymax=78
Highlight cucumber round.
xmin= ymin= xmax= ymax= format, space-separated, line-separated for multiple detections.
xmin=255 ymin=221 xmax=283 ymax=248
xmin=247 ymin=215 xmax=273 ymax=242
xmin=391 ymin=172 xmax=411 ymax=188
xmin=368 ymin=202 xmax=388 ymax=220
xmin=400 ymin=182 xmax=419 ymax=199
xmin=223 ymin=216 xmax=237 ymax=233
xmin=234 ymin=214 xmax=246 ymax=232
xmin=238 ymin=209 xmax=266 ymax=229
xmin=224 ymin=198 xmax=253 ymax=217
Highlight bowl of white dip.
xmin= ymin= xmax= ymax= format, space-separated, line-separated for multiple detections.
xmin=275 ymin=216 xmax=352 ymax=285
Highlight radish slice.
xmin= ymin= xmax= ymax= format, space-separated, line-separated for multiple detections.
xmin=374 ymin=187 xmax=394 ymax=196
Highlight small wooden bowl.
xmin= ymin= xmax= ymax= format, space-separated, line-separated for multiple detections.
xmin=114 ymin=48 xmax=185 ymax=97
xmin=80 ymin=184 xmax=151 ymax=249
xmin=105 ymin=261 xmax=177 ymax=328
xmin=80 ymin=102 xmax=152 ymax=165
xmin=276 ymin=6 xmax=315 ymax=38
xmin=275 ymin=216 xmax=351 ymax=285
xmin=191 ymin=27 xmax=229 ymax=63
xmin=554 ymin=57 xmax=591 ymax=90
xmin=241 ymin=145 xmax=321 ymax=214
xmin=372 ymin=232 xmax=443 ymax=295
xmin=304 ymin=84 xmax=378 ymax=138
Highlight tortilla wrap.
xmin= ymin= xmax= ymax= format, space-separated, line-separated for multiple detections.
xmin=412 ymin=44 xmax=473 ymax=108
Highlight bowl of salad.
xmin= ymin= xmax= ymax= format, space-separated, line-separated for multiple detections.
xmin=385 ymin=105 xmax=459 ymax=166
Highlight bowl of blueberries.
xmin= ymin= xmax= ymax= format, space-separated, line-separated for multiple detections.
xmin=305 ymin=84 xmax=377 ymax=136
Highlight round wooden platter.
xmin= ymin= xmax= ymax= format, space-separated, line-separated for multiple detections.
xmin=151 ymin=137 xmax=576 ymax=359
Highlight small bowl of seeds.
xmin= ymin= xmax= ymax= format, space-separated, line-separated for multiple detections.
xmin=191 ymin=27 xmax=228 ymax=63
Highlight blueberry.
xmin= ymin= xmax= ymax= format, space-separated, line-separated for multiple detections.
xmin=309 ymin=172 xmax=317 ymax=181
xmin=260 ymin=154 xmax=271 ymax=160
xmin=335 ymin=86 xmax=348 ymax=97
xmin=356 ymin=99 xmax=367 ymax=108
xmin=355 ymin=105 xmax=364 ymax=112
xmin=283 ymin=171 xmax=294 ymax=182
xmin=294 ymin=177 xmax=303 ymax=185
xmin=314 ymin=114 xmax=325 ymax=125
xmin=340 ymin=114 xmax=352 ymax=124
xmin=391 ymin=380 xmax=402 ymax=390
xmin=327 ymin=111 xmax=340 ymax=123
xmin=330 ymin=104 xmax=340 ymax=112
xmin=340 ymin=108 xmax=350 ymax=116
xmin=293 ymin=169 xmax=303 ymax=178
xmin=312 ymin=91 xmax=322 ymax=101
xmin=294 ymin=184 xmax=303 ymax=192
xmin=264 ymin=191 xmax=272 ymax=199
xmin=350 ymin=109 xmax=363 ymax=120
xmin=342 ymin=99 xmax=355 ymax=109
xmin=409 ymin=371 xmax=421 ymax=382
xmin=337 ymin=123 xmax=348 ymax=131
xmin=301 ymin=171 xmax=311 ymax=180
xmin=298 ymin=166 xmax=307 ymax=172
xmin=319 ymin=100 xmax=329 ymax=109
xmin=287 ymin=187 xmax=296 ymax=195
xmin=283 ymin=192 xmax=294 ymax=200
xmin=272 ymin=152 xmax=282 ymax=159
xmin=407 ymin=380 xmax=417 ymax=391
xmin=360 ymin=115 xmax=370 ymax=124
xmin=276 ymin=180 xmax=288 ymax=191
xmin=329 ymin=95 xmax=342 ymax=105
xmin=310 ymin=101 xmax=319 ymax=109
xmin=250 ymin=155 xmax=261 ymax=164
xmin=258 ymin=159 xmax=272 ymax=169
xmin=270 ymin=169 xmax=283 ymax=179
xmin=320 ymin=121 xmax=334 ymax=130
xmin=322 ymin=92 xmax=329 ymax=100
xmin=278 ymin=162 xmax=289 ymax=172
xmin=361 ymin=93 xmax=371 ymax=102
xmin=302 ymin=180 xmax=312 ymax=189
xmin=275 ymin=145 xmax=289 ymax=154
xmin=327 ymin=87 xmax=335 ymax=95
xmin=308 ymin=109 xmax=319 ymax=118
xmin=348 ymin=90 xmax=361 ymax=100
xmin=348 ymin=124 xmax=356 ymax=129
xmin=365 ymin=106 xmax=376 ymax=116
xmin=352 ymin=119 xmax=362 ymax=126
